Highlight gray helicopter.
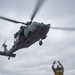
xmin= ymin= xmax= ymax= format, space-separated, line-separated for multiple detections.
xmin=0 ymin=0 xmax=75 ymax=60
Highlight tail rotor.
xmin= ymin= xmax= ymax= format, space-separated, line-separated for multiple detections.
xmin=2 ymin=40 xmax=8 ymax=53
xmin=2 ymin=40 xmax=7 ymax=47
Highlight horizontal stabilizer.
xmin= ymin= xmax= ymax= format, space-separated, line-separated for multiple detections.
xmin=0 ymin=51 xmax=16 ymax=57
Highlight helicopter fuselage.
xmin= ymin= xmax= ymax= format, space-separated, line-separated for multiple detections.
xmin=6 ymin=22 xmax=50 ymax=55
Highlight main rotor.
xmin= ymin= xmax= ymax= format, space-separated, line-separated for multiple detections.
xmin=0 ymin=0 xmax=45 ymax=25
xmin=0 ymin=0 xmax=75 ymax=31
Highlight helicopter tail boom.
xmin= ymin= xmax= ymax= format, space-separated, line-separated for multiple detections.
xmin=0 ymin=51 xmax=16 ymax=57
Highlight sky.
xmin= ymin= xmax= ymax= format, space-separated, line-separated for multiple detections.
xmin=0 ymin=0 xmax=75 ymax=75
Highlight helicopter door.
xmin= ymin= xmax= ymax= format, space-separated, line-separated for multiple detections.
xmin=19 ymin=30 xmax=24 ymax=41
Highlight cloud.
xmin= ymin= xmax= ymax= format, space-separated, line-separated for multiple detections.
xmin=0 ymin=0 xmax=75 ymax=75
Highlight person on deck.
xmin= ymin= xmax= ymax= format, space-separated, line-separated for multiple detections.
xmin=52 ymin=61 xmax=64 ymax=75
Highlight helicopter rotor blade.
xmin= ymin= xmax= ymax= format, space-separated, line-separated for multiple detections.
xmin=0 ymin=16 xmax=26 ymax=25
xmin=51 ymin=27 xmax=75 ymax=31
xmin=31 ymin=0 xmax=45 ymax=22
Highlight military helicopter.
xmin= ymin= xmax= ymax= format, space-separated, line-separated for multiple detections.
xmin=0 ymin=0 xmax=75 ymax=60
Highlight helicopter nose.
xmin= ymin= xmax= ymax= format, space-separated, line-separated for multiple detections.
xmin=47 ymin=24 xmax=50 ymax=28
xmin=39 ymin=23 xmax=50 ymax=29
xmin=43 ymin=24 xmax=50 ymax=29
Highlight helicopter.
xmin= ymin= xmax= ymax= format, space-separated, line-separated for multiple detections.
xmin=0 ymin=0 xmax=75 ymax=60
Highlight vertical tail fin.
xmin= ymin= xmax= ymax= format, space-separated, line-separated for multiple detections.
xmin=0 ymin=41 xmax=16 ymax=60
xmin=0 ymin=43 xmax=16 ymax=60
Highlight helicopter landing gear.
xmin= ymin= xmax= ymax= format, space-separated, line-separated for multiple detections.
xmin=39 ymin=39 xmax=43 ymax=46
xmin=8 ymin=56 xmax=10 ymax=60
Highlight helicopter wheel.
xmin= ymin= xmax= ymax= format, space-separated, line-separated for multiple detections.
xmin=8 ymin=56 xmax=10 ymax=60
xmin=39 ymin=39 xmax=43 ymax=46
